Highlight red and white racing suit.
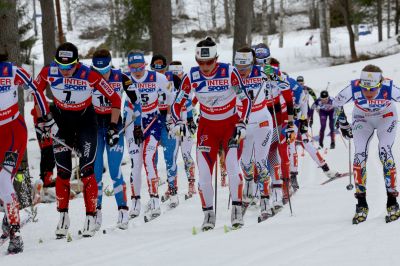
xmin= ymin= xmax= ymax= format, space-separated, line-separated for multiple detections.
xmin=172 ymin=63 xmax=251 ymax=210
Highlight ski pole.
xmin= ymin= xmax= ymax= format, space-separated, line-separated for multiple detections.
xmin=346 ymin=139 xmax=354 ymax=190
xmin=215 ymin=155 xmax=218 ymax=217
xmin=35 ymin=128 xmax=82 ymax=158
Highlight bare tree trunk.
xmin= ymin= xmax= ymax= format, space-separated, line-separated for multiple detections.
xmin=176 ymin=0 xmax=185 ymax=17
xmin=387 ymin=0 xmax=391 ymax=38
xmin=151 ymin=0 xmax=172 ymax=62
xmin=354 ymin=24 xmax=359 ymax=41
xmin=109 ymin=0 xmax=116 ymax=56
xmin=55 ymin=0 xmax=65 ymax=44
xmin=0 ymin=0 xmax=27 ymax=169
xmin=319 ymin=0 xmax=330 ymax=57
xmin=326 ymin=0 xmax=331 ymax=43
xmin=278 ymin=0 xmax=284 ymax=48
xmin=39 ymin=0 xmax=56 ymax=99
xmin=377 ymin=0 xmax=383 ymax=42
xmin=262 ymin=0 xmax=269 ymax=44
xmin=233 ymin=0 xmax=251 ymax=61
xmin=65 ymin=0 xmax=73 ymax=31
xmin=223 ymin=0 xmax=231 ymax=34
xmin=308 ymin=0 xmax=319 ymax=29
xmin=337 ymin=0 xmax=357 ymax=60
xmin=114 ymin=0 xmax=121 ymax=58
xmin=210 ymin=0 xmax=217 ymax=29
xmin=246 ymin=0 xmax=253 ymax=46
xmin=269 ymin=0 xmax=276 ymax=34
xmin=396 ymin=0 xmax=400 ymax=35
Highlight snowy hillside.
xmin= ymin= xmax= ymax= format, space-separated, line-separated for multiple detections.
xmin=2 ymin=52 xmax=400 ymax=265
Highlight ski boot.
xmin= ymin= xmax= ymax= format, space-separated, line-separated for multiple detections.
xmin=95 ymin=208 xmax=102 ymax=231
xmin=55 ymin=212 xmax=70 ymax=239
xmin=161 ymin=188 xmax=170 ymax=203
xmin=168 ymin=189 xmax=179 ymax=209
xmin=185 ymin=179 xmax=196 ymax=200
xmin=330 ymin=141 xmax=335 ymax=149
xmin=352 ymin=193 xmax=368 ymax=224
xmin=201 ymin=208 xmax=216 ymax=231
xmin=290 ymin=171 xmax=299 ymax=190
xmin=258 ymin=196 xmax=274 ymax=223
xmin=117 ymin=207 xmax=129 ymax=230
xmin=144 ymin=196 xmax=161 ymax=222
xmin=231 ymin=202 xmax=244 ymax=229
xmin=82 ymin=215 xmax=96 ymax=237
xmin=8 ymin=225 xmax=23 ymax=254
xmin=322 ymin=164 xmax=339 ymax=179
xmin=242 ymin=179 xmax=254 ymax=209
xmin=385 ymin=193 xmax=400 ymax=223
xmin=129 ymin=196 xmax=141 ymax=219
xmin=271 ymin=184 xmax=283 ymax=211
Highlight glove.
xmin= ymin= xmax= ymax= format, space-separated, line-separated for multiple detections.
xmin=299 ymin=118 xmax=308 ymax=134
xmin=133 ymin=125 xmax=143 ymax=145
xmin=264 ymin=65 xmax=279 ymax=81
xmin=107 ymin=122 xmax=119 ymax=147
xmin=171 ymin=120 xmax=186 ymax=137
xmin=37 ymin=113 xmax=58 ymax=137
xmin=339 ymin=121 xmax=353 ymax=140
xmin=187 ymin=117 xmax=197 ymax=135
xmin=229 ymin=120 xmax=247 ymax=145
xmin=286 ymin=121 xmax=296 ymax=143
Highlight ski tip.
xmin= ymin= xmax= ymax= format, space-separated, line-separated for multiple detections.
xmin=223 ymin=225 xmax=229 ymax=233
xmin=192 ymin=226 xmax=197 ymax=235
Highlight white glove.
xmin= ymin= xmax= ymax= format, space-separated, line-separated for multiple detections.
xmin=37 ymin=113 xmax=59 ymax=137
xmin=171 ymin=120 xmax=186 ymax=138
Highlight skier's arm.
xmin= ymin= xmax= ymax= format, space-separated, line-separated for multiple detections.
xmin=231 ymin=67 xmax=251 ymax=123
xmin=332 ymin=84 xmax=352 ymax=108
xmin=307 ymin=86 xmax=318 ymax=102
xmin=280 ymin=82 xmax=295 ymax=122
xmin=121 ymin=73 xmax=141 ymax=126
xmin=172 ymin=74 xmax=191 ymax=122
xmin=88 ymin=71 xmax=121 ymax=124
xmin=390 ymin=83 xmax=400 ymax=102
xmin=15 ymin=66 xmax=49 ymax=117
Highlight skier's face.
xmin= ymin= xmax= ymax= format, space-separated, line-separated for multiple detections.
xmin=59 ymin=64 xmax=77 ymax=77
xmin=130 ymin=63 xmax=146 ymax=79
xmin=321 ymin=97 xmax=329 ymax=104
xmin=151 ymin=59 xmax=167 ymax=74
xmin=236 ymin=64 xmax=252 ymax=78
xmin=196 ymin=57 xmax=217 ymax=75
xmin=361 ymin=87 xmax=380 ymax=100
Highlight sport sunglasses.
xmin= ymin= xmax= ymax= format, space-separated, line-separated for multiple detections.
xmin=55 ymin=58 xmax=78 ymax=70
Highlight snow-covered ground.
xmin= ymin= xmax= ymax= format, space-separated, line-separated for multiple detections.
xmin=2 ymin=51 xmax=400 ymax=265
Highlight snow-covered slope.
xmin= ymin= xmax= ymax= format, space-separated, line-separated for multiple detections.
xmin=2 ymin=51 xmax=400 ymax=265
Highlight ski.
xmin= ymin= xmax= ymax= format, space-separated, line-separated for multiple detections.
xmin=320 ymin=173 xmax=350 ymax=185
xmin=223 ymin=224 xmax=242 ymax=233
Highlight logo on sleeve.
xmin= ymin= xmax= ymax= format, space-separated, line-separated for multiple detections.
xmin=3 ymin=151 xmax=18 ymax=168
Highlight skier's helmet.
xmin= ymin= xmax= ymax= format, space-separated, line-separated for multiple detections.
xmin=320 ymin=90 xmax=329 ymax=99
xmin=254 ymin=43 xmax=270 ymax=65
xmin=55 ymin=42 xmax=79 ymax=70
xmin=296 ymin=76 xmax=304 ymax=83
xmin=195 ymin=37 xmax=218 ymax=61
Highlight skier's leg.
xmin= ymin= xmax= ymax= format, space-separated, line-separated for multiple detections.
xmin=328 ymin=111 xmax=335 ymax=147
xmin=319 ymin=113 xmax=328 ymax=147
xmin=240 ymin=128 xmax=255 ymax=205
xmin=94 ymin=126 xmax=106 ymax=209
xmin=162 ymin=132 xmax=179 ymax=194
xmin=181 ymin=133 xmax=196 ymax=194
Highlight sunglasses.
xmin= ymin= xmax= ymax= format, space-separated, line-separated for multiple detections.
xmin=130 ymin=63 xmax=146 ymax=73
xmin=360 ymin=82 xmax=381 ymax=92
xmin=92 ymin=65 xmax=111 ymax=75
xmin=256 ymin=58 xmax=268 ymax=65
xmin=196 ymin=58 xmax=215 ymax=66
xmin=150 ymin=64 xmax=167 ymax=70
xmin=236 ymin=64 xmax=252 ymax=71
xmin=55 ymin=59 xmax=78 ymax=70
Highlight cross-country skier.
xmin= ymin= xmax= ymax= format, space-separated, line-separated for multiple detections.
xmin=333 ymin=64 xmax=400 ymax=224
xmin=234 ymin=47 xmax=274 ymax=220
xmin=150 ymin=54 xmax=180 ymax=207
xmin=171 ymin=37 xmax=251 ymax=230
xmin=35 ymin=42 xmax=121 ymax=238
xmin=311 ymin=90 xmax=336 ymax=149
xmin=168 ymin=61 xmax=197 ymax=198
xmin=254 ymin=52 xmax=295 ymax=209
xmin=296 ymin=75 xmax=317 ymax=120
xmin=124 ymin=50 xmax=171 ymax=220
xmin=0 ymin=51 xmax=51 ymax=253
xmin=91 ymin=49 xmax=136 ymax=230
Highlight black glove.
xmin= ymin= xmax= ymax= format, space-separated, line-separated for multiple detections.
xmin=37 ymin=113 xmax=58 ymax=137
xmin=299 ymin=118 xmax=308 ymax=134
xmin=133 ymin=125 xmax=143 ymax=145
xmin=107 ymin=122 xmax=119 ymax=147
xmin=339 ymin=121 xmax=353 ymax=140
xmin=286 ymin=121 xmax=296 ymax=143
xmin=187 ymin=117 xmax=197 ymax=135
